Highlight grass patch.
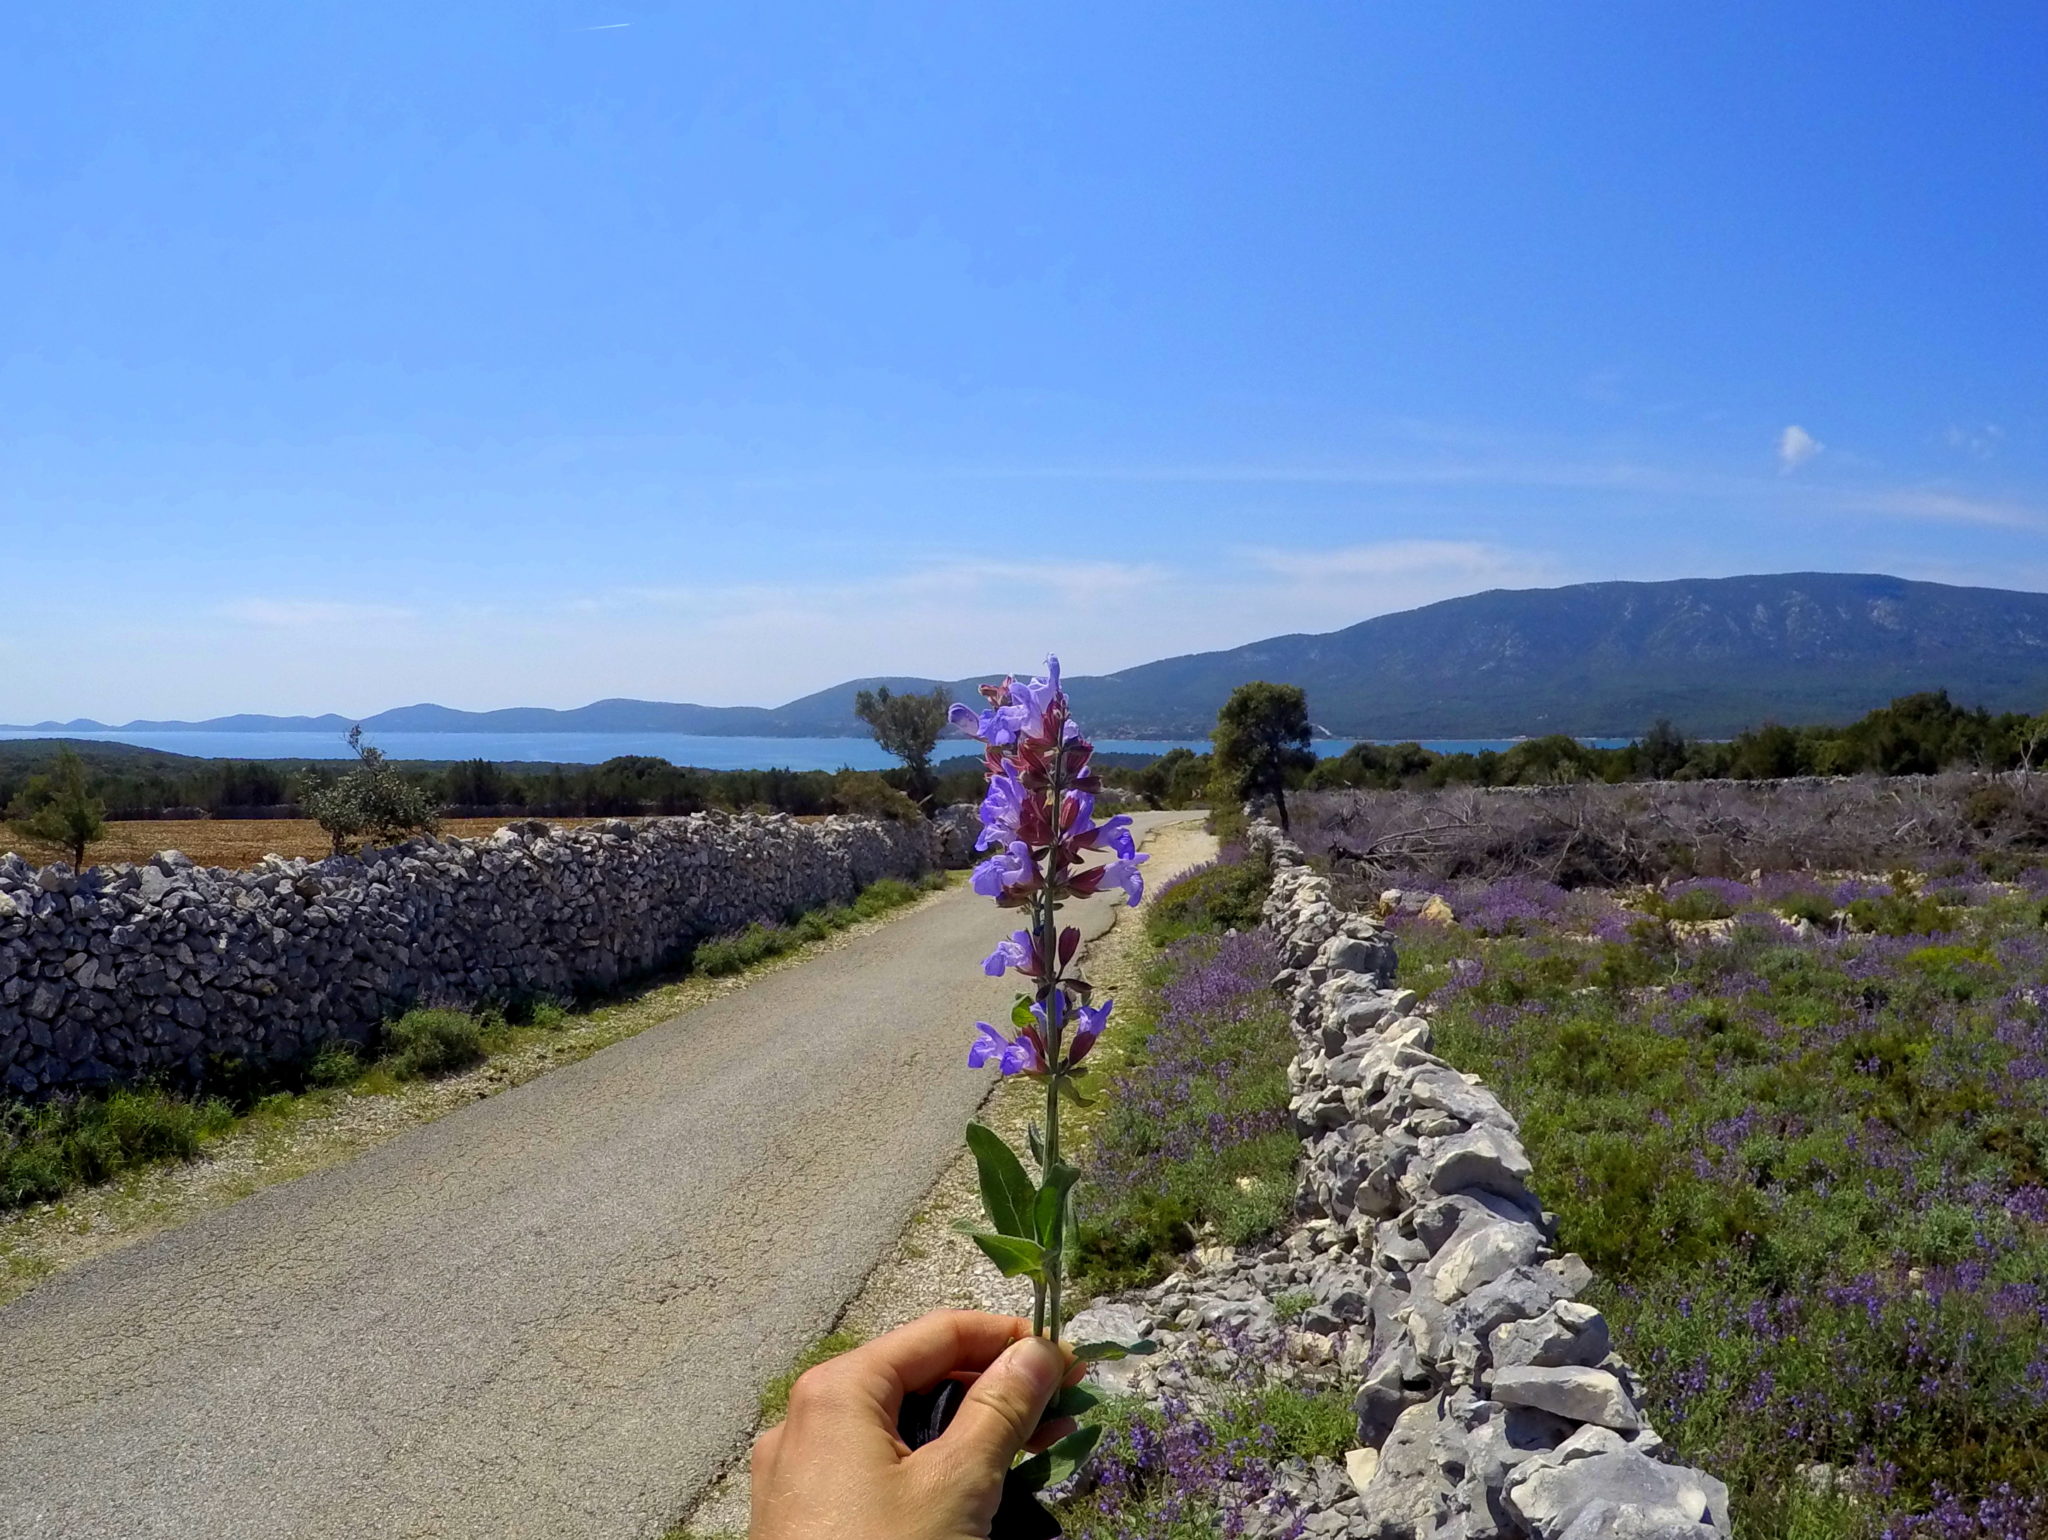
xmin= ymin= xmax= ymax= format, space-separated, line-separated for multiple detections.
xmin=0 ymin=1086 xmax=235 ymax=1208
xmin=758 ymin=1328 xmax=866 ymax=1425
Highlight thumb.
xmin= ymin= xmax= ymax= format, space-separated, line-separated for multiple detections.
xmin=926 ymin=1334 xmax=1068 ymax=1485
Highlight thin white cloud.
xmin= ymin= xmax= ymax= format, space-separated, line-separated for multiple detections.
xmin=1245 ymin=539 xmax=1558 ymax=589
xmin=1827 ymin=487 xmax=2045 ymax=531
xmin=1945 ymin=424 xmax=2004 ymax=458
xmin=576 ymin=22 xmax=632 ymax=29
xmin=1778 ymin=425 xmax=1824 ymax=473
xmin=218 ymin=598 xmax=417 ymax=629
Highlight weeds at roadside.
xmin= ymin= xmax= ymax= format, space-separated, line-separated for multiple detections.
xmin=692 ymin=873 xmax=946 ymax=976
xmin=756 ymin=1328 xmax=867 ymax=1425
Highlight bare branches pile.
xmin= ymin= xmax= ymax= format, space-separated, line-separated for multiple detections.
xmin=1290 ymin=772 xmax=2048 ymax=890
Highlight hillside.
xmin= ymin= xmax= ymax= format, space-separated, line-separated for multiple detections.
xmin=1068 ymin=572 xmax=2048 ymax=737
xmin=13 ymin=574 xmax=2048 ymax=742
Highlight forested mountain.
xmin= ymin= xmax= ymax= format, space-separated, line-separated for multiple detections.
xmin=14 ymin=574 xmax=2048 ymax=741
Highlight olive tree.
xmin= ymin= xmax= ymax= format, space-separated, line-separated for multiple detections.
xmin=852 ymin=685 xmax=952 ymax=811
xmin=297 ymin=726 xmax=442 ymax=856
xmin=5 ymin=746 xmax=107 ymax=868
xmin=1212 ymin=681 xmax=1316 ymax=832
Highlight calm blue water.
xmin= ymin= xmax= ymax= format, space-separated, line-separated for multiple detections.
xmin=0 ymin=729 xmax=1631 ymax=768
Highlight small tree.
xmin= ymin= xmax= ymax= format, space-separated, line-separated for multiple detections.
xmin=852 ymin=685 xmax=952 ymax=811
xmin=296 ymin=726 xmax=441 ymax=856
xmin=2019 ymin=711 xmax=2048 ymax=775
xmin=1212 ymin=681 xmax=1316 ymax=832
xmin=5 ymin=746 xmax=107 ymax=868
xmin=1639 ymin=718 xmax=1689 ymax=780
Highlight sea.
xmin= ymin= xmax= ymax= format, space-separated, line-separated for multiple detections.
xmin=0 ymin=729 xmax=1631 ymax=770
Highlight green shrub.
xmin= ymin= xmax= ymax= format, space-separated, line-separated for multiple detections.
xmin=306 ymin=1041 xmax=364 ymax=1087
xmin=1076 ymin=932 xmax=1297 ymax=1292
xmin=1843 ymin=889 xmax=1957 ymax=936
xmin=1771 ymin=889 xmax=1837 ymax=926
xmin=1144 ymin=848 xmax=1273 ymax=946
xmin=1650 ymin=887 xmax=1737 ymax=923
xmin=693 ymin=922 xmax=788 ymax=976
xmin=384 ymin=1009 xmax=485 ymax=1079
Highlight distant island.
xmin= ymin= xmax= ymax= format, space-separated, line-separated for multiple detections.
xmin=11 ymin=572 xmax=2048 ymax=741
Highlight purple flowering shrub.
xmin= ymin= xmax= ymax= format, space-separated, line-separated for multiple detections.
xmin=1055 ymin=1381 xmax=1356 ymax=1540
xmin=1397 ymin=885 xmax=2048 ymax=1539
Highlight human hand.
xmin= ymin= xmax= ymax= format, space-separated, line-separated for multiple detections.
xmin=749 ymin=1311 xmax=1082 ymax=1540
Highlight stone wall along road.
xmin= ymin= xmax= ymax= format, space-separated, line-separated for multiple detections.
xmin=0 ymin=812 xmax=936 ymax=1099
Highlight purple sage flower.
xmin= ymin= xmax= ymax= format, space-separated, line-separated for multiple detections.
xmin=970 ymin=840 xmax=1035 ymax=899
xmin=967 ymin=1019 xmax=1047 ymax=1076
xmin=982 ymin=928 xmax=1037 ymax=978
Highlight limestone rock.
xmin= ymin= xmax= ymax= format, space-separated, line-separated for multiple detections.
xmin=1491 ymin=1366 xmax=1643 ymax=1430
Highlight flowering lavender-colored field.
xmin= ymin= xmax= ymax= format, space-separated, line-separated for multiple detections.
xmin=1075 ymin=919 xmax=1298 ymax=1294
xmin=1391 ymin=871 xmax=2048 ymax=1539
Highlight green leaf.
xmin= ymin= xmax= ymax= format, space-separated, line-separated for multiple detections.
xmin=1013 ymin=1424 xmax=1103 ymax=1492
xmin=1055 ymin=1074 xmax=1096 ymax=1109
xmin=1045 ymin=1383 xmax=1101 ymax=1419
xmin=968 ymin=1231 xmax=1047 ymax=1280
xmin=1011 ymin=994 xmax=1036 ymax=1031
xmin=1033 ymin=1161 xmax=1080 ymax=1251
xmin=1026 ymin=1121 xmax=1045 ymax=1171
xmin=965 ymin=1123 xmax=1038 ymax=1241
xmin=1072 ymin=1339 xmax=1159 ymax=1362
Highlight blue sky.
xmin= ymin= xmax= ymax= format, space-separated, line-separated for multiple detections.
xmin=5 ymin=2 xmax=2046 ymax=720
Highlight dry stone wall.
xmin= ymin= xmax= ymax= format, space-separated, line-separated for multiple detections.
xmin=0 ymin=813 xmax=936 ymax=1101
xmin=1065 ymin=823 xmax=1729 ymax=1540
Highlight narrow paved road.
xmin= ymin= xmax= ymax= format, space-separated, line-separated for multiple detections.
xmin=0 ymin=814 xmax=1197 ymax=1540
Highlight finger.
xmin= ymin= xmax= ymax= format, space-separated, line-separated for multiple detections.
xmin=1023 ymin=1415 xmax=1078 ymax=1453
xmin=801 ymin=1311 xmax=1033 ymax=1423
xmin=917 ymin=1334 xmax=1068 ymax=1486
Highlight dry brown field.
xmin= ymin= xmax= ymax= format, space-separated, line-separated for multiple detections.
xmin=16 ymin=818 xmax=609 ymax=872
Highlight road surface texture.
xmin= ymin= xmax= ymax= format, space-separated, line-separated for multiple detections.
xmin=0 ymin=812 xmax=1198 ymax=1540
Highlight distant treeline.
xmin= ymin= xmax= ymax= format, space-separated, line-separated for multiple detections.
xmin=1298 ymin=690 xmax=2048 ymax=793
xmin=5 ymin=689 xmax=2042 ymax=820
xmin=0 ymin=743 xmax=1011 ymax=822
xmin=1118 ymin=690 xmax=2048 ymax=806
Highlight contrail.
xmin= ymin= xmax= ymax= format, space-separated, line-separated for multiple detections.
xmin=577 ymin=22 xmax=632 ymax=29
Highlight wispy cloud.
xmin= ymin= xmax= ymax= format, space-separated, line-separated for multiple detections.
xmin=575 ymin=22 xmax=632 ymax=30
xmin=1778 ymin=425 xmax=1824 ymax=472
xmin=1945 ymin=423 xmax=2004 ymax=458
xmin=218 ymin=598 xmax=417 ymax=629
xmin=1246 ymin=538 xmax=1558 ymax=589
xmin=1827 ymin=487 xmax=2045 ymax=531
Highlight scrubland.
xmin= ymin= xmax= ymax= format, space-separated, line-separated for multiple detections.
xmin=1292 ymin=782 xmax=2048 ymax=1538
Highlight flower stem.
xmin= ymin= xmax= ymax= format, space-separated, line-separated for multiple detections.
xmin=1045 ymin=1073 xmax=1063 ymax=1340
xmin=1038 ymin=734 xmax=1068 ymax=1341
